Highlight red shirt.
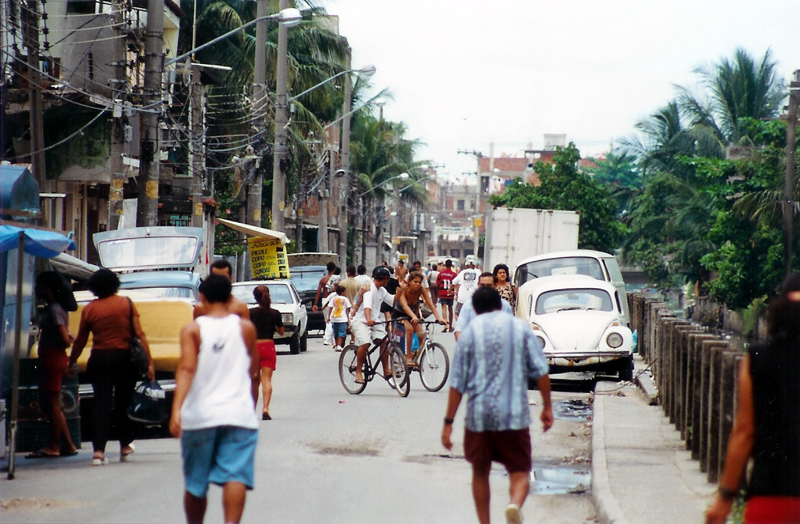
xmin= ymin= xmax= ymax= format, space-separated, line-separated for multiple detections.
xmin=436 ymin=269 xmax=457 ymax=299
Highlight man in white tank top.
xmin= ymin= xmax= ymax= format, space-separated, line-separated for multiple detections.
xmin=170 ymin=275 xmax=259 ymax=524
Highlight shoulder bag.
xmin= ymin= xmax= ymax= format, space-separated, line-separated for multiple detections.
xmin=127 ymin=297 xmax=148 ymax=377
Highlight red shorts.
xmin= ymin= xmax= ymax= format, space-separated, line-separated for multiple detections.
xmin=464 ymin=428 xmax=532 ymax=473
xmin=745 ymin=496 xmax=800 ymax=524
xmin=256 ymin=340 xmax=277 ymax=370
xmin=38 ymin=347 xmax=69 ymax=392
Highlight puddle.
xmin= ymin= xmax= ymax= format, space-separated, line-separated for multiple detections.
xmin=554 ymin=398 xmax=593 ymax=422
xmin=530 ymin=466 xmax=591 ymax=494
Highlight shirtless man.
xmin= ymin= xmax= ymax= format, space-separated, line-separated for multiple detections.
xmin=395 ymin=260 xmax=409 ymax=282
xmin=312 ymin=262 xmax=337 ymax=313
xmin=396 ymin=271 xmax=448 ymax=365
xmin=193 ymin=260 xmax=250 ymax=320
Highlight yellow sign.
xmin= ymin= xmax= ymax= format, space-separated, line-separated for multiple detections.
xmin=473 ymin=216 xmax=482 ymax=227
xmin=248 ymin=237 xmax=290 ymax=279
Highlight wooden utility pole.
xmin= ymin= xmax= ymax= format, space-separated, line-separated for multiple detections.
xmin=108 ymin=0 xmax=128 ymax=230
xmin=189 ymin=63 xmax=204 ymax=228
xmin=21 ymin=0 xmax=46 ymax=197
xmin=784 ymin=70 xmax=799 ymax=280
xmin=338 ymin=45 xmax=352 ymax=264
xmin=270 ymin=0 xmax=289 ymax=232
xmin=137 ymin=0 xmax=164 ymax=226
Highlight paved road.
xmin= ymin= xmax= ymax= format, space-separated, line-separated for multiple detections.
xmin=1 ymin=332 xmax=598 ymax=524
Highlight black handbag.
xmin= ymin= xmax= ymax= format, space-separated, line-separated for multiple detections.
xmin=127 ymin=297 xmax=148 ymax=377
xmin=127 ymin=379 xmax=168 ymax=424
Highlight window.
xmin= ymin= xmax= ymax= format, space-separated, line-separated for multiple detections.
xmin=450 ymin=249 xmax=460 ymax=258
xmin=67 ymin=0 xmax=97 ymax=14
xmin=457 ymin=200 xmax=465 ymax=210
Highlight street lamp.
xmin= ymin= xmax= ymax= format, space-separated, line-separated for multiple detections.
xmin=288 ymin=65 xmax=376 ymax=102
xmin=165 ymin=8 xmax=302 ymax=66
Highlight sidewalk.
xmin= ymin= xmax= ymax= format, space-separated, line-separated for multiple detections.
xmin=592 ymin=356 xmax=716 ymax=524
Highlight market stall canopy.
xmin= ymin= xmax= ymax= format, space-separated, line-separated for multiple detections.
xmin=49 ymin=252 xmax=99 ymax=282
xmin=217 ymin=218 xmax=289 ymax=245
xmin=0 ymin=225 xmax=77 ymax=256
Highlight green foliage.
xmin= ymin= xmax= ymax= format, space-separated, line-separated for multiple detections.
xmin=587 ymin=152 xmax=643 ymax=188
xmin=489 ymin=143 xmax=625 ymax=252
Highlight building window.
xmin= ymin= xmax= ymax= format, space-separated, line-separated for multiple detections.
xmin=457 ymin=199 xmax=465 ymax=210
xmin=163 ymin=214 xmax=190 ymax=227
xmin=67 ymin=0 xmax=97 ymax=14
xmin=450 ymin=249 xmax=460 ymax=259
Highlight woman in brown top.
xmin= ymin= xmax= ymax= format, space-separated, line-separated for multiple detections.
xmin=249 ymin=285 xmax=284 ymax=420
xmin=396 ymin=272 xmax=448 ymax=367
xmin=493 ymin=264 xmax=517 ymax=311
xmin=69 ymin=269 xmax=154 ymax=466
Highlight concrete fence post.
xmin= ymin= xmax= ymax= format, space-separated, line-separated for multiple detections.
xmin=688 ymin=334 xmax=718 ymax=456
xmin=717 ymin=351 xmax=743 ymax=481
xmin=706 ymin=344 xmax=728 ymax=483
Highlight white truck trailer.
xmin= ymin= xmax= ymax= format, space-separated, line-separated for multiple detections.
xmin=483 ymin=207 xmax=580 ymax=274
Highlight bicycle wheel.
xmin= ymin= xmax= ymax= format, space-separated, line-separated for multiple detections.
xmin=388 ymin=345 xmax=410 ymax=398
xmin=419 ymin=342 xmax=450 ymax=392
xmin=339 ymin=344 xmax=367 ymax=394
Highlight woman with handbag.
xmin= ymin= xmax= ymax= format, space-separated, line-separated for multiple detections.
xmin=69 ymin=269 xmax=155 ymax=466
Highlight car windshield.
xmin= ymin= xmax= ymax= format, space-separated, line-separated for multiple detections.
xmin=535 ymin=288 xmax=614 ymax=315
xmin=232 ymin=283 xmax=294 ymax=305
xmin=97 ymin=236 xmax=199 ymax=269
xmin=289 ymin=270 xmax=324 ymax=293
xmin=119 ymin=287 xmax=194 ymax=300
xmin=517 ymin=257 xmax=604 ymax=286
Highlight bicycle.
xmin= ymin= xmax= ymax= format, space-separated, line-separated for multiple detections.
xmin=405 ymin=320 xmax=450 ymax=392
xmin=338 ymin=321 xmax=410 ymax=397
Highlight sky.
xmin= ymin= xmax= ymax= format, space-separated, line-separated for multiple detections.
xmin=326 ymin=0 xmax=800 ymax=181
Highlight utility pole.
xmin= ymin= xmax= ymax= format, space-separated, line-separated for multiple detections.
xmin=21 ymin=0 xmax=46 ymax=200
xmin=138 ymin=0 xmax=164 ymax=226
xmin=784 ymin=70 xmax=799 ymax=280
xmin=108 ymin=0 xmax=128 ymax=230
xmin=458 ymin=149 xmax=484 ymax=260
xmin=189 ymin=63 xmax=204 ymax=228
xmin=338 ymin=45 xmax=352 ymax=265
xmin=248 ymin=0 xmax=268 ymax=231
xmin=270 ymin=0 xmax=289 ymax=232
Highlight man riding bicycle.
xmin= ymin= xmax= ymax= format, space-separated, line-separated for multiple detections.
xmin=350 ymin=267 xmax=397 ymax=385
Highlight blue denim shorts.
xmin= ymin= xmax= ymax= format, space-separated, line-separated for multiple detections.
xmin=181 ymin=426 xmax=258 ymax=497
xmin=332 ymin=322 xmax=347 ymax=339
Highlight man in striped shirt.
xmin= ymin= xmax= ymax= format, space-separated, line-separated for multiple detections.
xmin=442 ymin=287 xmax=553 ymax=524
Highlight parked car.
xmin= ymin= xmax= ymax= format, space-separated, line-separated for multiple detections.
xmin=287 ymin=253 xmax=339 ymax=333
xmin=231 ymin=280 xmax=308 ymax=354
xmin=513 ymin=249 xmax=630 ymax=327
xmin=517 ymin=275 xmax=634 ymax=380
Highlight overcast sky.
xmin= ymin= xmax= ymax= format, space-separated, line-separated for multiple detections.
xmin=326 ymin=0 xmax=800 ymax=180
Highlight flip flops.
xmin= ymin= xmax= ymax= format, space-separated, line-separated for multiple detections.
xmin=25 ymin=449 xmax=60 ymax=459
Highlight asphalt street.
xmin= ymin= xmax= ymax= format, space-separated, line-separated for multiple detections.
xmin=1 ymin=331 xmax=598 ymax=524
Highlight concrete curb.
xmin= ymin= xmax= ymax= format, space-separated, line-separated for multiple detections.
xmin=634 ymin=355 xmax=658 ymax=405
xmin=591 ymin=382 xmax=630 ymax=524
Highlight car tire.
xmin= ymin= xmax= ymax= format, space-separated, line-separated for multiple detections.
xmin=619 ymin=355 xmax=634 ymax=382
xmin=300 ymin=331 xmax=308 ymax=353
xmin=289 ymin=332 xmax=300 ymax=355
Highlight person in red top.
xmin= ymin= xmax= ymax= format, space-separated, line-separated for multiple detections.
xmin=436 ymin=259 xmax=458 ymax=332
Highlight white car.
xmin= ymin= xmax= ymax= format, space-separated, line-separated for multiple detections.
xmin=231 ymin=280 xmax=309 ymax=354
xmin=517 ymin=275 xmax=634 ymax=380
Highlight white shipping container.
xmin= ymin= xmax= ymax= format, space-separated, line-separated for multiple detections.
xmin=484 ymin=208 xmax=580 ymax=273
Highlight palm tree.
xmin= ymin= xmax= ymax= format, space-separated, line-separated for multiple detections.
xmin=677 ymin=48 xmax=786 ymax=145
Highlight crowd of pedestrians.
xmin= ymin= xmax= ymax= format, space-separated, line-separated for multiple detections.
xmin=24 ymin=256 xmax=799 ymax=524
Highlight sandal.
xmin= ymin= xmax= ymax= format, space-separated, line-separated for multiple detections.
xmin=25 ymin=449 xmax=60 ymax=459
xmin=92 ymin=452 xmax=108 ymax=466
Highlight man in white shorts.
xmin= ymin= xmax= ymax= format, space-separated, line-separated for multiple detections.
xmin=350 ymin=267 xmax=396 ymax=384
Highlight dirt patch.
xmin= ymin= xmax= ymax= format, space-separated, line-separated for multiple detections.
xmin=403 ymin=453 xmax=465 ymax=465
xmin=1 ymin=497 xmax=92 ymax=512
xmin=308 ymin=439 xmax=383 ymax=457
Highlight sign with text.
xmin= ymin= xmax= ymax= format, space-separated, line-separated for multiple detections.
xmin=248 ymin=236 xmax=290 ymax=279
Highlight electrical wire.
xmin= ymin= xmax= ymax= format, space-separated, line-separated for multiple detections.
xmin=5 ymin=106 xmax=109 ymax=160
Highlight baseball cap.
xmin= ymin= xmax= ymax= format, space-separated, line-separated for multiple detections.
xmin=374 ymin=267 xmax=391 ymax=279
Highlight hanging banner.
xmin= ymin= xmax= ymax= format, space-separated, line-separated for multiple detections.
xmin=248 ymin=236 xmax=290 ymax=279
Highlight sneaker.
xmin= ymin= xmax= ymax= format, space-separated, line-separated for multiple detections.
xmin=334 ymin=345 xmax=342 ymax=352
xmin=322 ymin=339 xmax=332 ymax=346
xmin=505 ymin=504 xmax=522 ymax=524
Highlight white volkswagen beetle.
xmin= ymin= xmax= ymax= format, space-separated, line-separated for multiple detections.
xmin=517 ymin=275 xmax=633 ymax=380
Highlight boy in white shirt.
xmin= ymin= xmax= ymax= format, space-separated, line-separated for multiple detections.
xmin=326 ymin=285 xmax=352 ymax=352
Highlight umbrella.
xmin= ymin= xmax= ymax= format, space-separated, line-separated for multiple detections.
xmin=0 ymin=225 xmax=76 ymax=479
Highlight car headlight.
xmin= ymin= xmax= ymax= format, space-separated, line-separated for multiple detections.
xmin=282 ymin=313 xmax=294 ymax=325
xmin=606 ymin=332 xmax=624 ymax=348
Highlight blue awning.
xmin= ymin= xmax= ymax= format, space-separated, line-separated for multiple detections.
xmin=0 ymin=225 xmax=76 ymax=258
